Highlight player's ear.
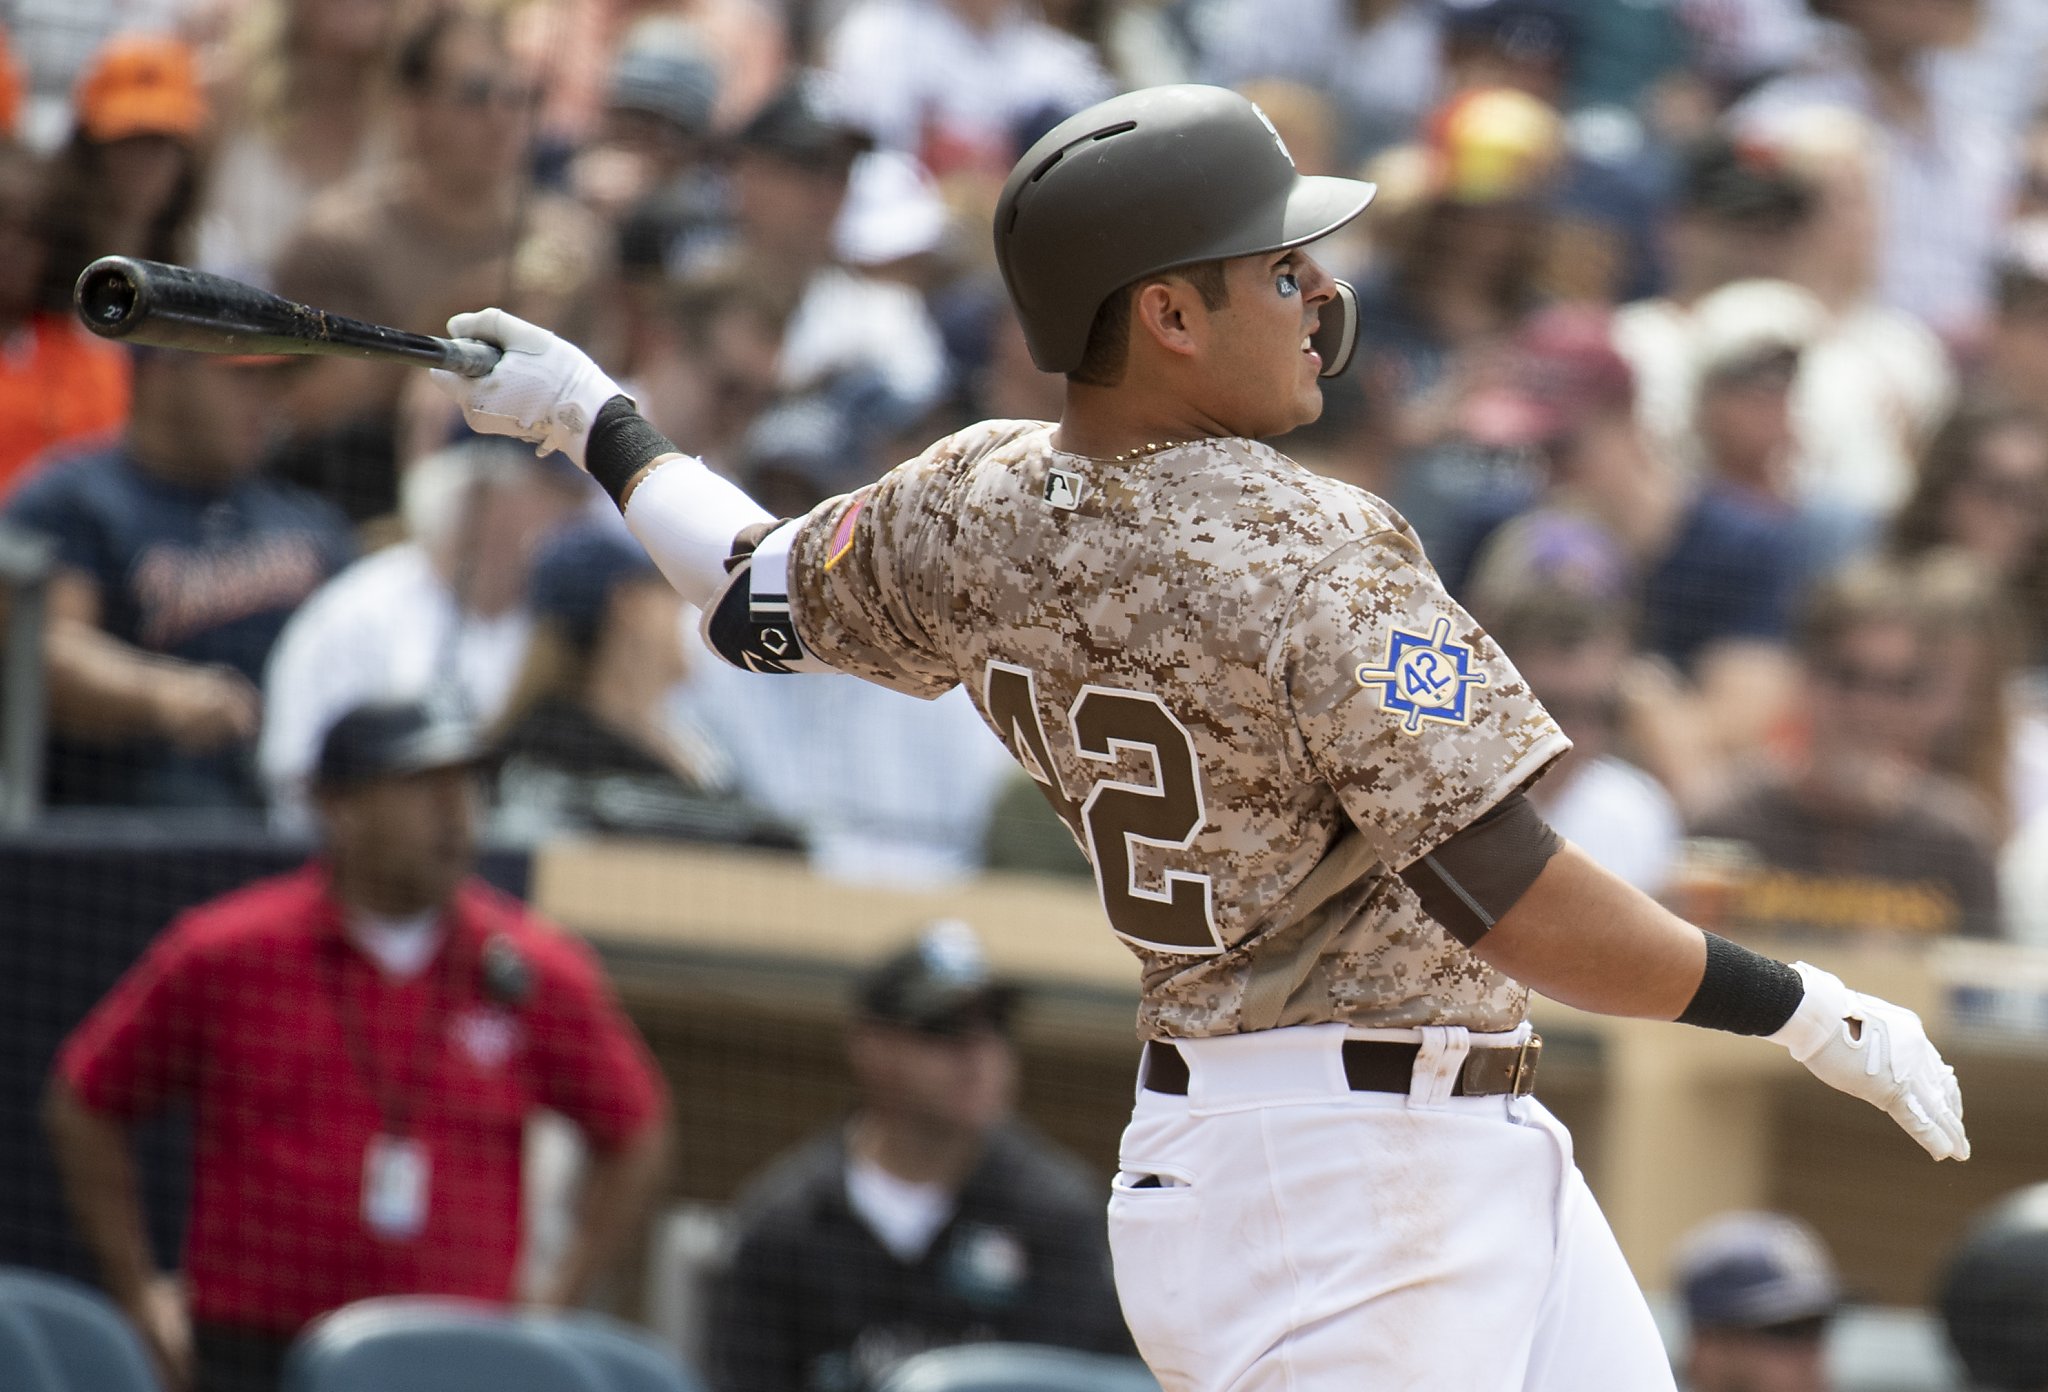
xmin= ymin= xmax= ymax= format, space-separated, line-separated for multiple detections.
xmin=1131 ymin=280 xmax=1201 ymax=362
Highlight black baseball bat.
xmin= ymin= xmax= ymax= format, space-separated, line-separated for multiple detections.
xmin=73 ymin=256 xmax=503 ymax=377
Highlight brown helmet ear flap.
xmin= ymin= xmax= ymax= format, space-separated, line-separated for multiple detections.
xmin=1312 ymin=279 xmax=1358 ymax=379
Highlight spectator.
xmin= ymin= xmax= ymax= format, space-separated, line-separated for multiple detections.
xmin=491 ymin=522 xmax=782 ymax=845
xmin=1746 ymin=105 xmax=1956 ymax=536
xmin=259 ymin=439 xmax=585 ymax=827
xmin=1438 ymin=0 xmax=1664 ymax=304
xmin=632 ymin=268 xmax=789 ymax=473
xmin=1365 ymin=86 xmax=1564 ymax=532
xmin=1613 ymin=132 xmax=1819 ymax=468
xmin=34 ymin=33 xmax=209 ymax=316
xmin=1190 ymin=0 xmax=1440 ymax=163
xmin=271 ymin=3 xmax=610 ymax=521
xmin=1891 ymin=403 xmax=2048 ymax=683
xmin=1895 ymin=550 xmax=2048 ymax=840
xmin=44 ymin=698 xmax=670 ymax=1392
xmin=1689 ymin=558 xmax=2004 ymax=940
xmin=3 ymin=350 xmax=352 ymax=811
xmin=713 ymin=76 xmax=948 ymax=424
xmin=1481 ymin=588 xmax=1682 ymax=896
xmin=0 ymin=139 xmax=130 ymax=497
xmin=576 ymin=21 xmax=724 ymax=268
xmin=1673 ymin=1210 xmax=1840 ymax=1392
xmin=1936 ymin=1184 xmax=2048 ymax=1392
xmin=1736 ymin=0 xmax=2015 ymax=344
xmin=823 ymin=0 xmax=1111 ymax=184
xmin=196 ymin=0 xmax=408 ymax=287
xmin=1637 ymin=278 xmax=1825 ymax=672
xmin=707 ymin=922 xmax=1127 ymax=1392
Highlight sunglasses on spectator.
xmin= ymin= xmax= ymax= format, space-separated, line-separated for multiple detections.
xmin=1817 ymin=661 xmax=1928 ymax=699
xmin=437 ymin=73 xmax=541 ymax=111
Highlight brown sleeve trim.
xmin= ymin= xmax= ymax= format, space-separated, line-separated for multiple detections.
xmin=1398 ymin=791 xmax=1562 ymax=947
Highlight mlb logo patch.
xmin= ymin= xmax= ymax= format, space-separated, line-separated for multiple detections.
xmin=1043 ymin=468 xmax=1085 ymax=510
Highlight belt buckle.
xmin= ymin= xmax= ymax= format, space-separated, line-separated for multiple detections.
xmin=1509 ymin=1036 xmax=1542 ymax=1097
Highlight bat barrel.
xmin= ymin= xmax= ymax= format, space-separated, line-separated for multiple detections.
xmin=73 ymin=256 xmax=502 ymax=377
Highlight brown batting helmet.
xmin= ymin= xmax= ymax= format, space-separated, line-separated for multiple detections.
xmin=994 ymin=85 xmax=1376 ymax=377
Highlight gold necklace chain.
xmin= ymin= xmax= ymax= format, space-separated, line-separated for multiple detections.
xmin=1108 ymin=439 xmax=1195 ymax=463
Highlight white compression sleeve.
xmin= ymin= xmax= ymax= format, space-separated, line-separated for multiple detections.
xmin=621 ymin=454 xmax=775 ymax=608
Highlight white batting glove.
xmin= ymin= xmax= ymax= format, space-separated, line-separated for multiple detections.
xmin=430 ymin=308 xmax=625 ymax=471
xmin=1770 ymin=962 xmax=1969 ymax=1161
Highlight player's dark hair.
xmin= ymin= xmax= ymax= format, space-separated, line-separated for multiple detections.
xmin=1069 ymin=260 xmax=1231 ymax=388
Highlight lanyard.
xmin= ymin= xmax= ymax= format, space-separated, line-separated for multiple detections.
xmin=325 ymin=925 xmax=460 ymax=1137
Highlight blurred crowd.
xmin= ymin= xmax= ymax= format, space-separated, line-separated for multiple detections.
xmin=5 ymin=0 xmax=2048 ymax=934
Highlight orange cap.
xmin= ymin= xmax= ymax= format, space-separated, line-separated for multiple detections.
xmin=74 ymin=33 xmax=207 ymax=142
xmin=0 ymin=27 xmax=23 ymax=138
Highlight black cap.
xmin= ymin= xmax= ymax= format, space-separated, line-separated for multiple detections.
xmin=737 ymin=72 xmax=872 ymax=169
xmin=1678 ymin=133 xmax=1815 ymax=230
xmin=314 ymin=698 xmax=486 ymax=791
xmin=857 ymin=921 xmax=1019 ymax=1035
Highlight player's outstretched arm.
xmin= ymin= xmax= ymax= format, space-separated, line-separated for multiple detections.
xmin=429 ymin=308 xmax=771 ymax=608
xmin=1474 ymin=842 xmax=1969 ymax=1162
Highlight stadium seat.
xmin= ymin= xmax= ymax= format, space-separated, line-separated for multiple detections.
xmin=281 ymin=1297 xmax=605 ymax=1392
xmin=546 ymin=1309 xmax=706 ymax=1392
xmin=0 ymin=1267 xmax=161 ymax=1392
xmin=877 ymin=1344 xmax=1160 ymax=1392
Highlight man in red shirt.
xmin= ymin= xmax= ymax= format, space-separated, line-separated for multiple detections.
xmin=44 ymin=698 xmax=671 ymax=1392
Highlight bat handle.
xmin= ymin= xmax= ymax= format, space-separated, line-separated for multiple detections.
xmin=436 ymin=337 xmax=504 ymax=378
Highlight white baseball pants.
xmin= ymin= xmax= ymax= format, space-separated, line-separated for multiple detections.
xmin=1107 ymin=1022 xmax=1677 ymax=1392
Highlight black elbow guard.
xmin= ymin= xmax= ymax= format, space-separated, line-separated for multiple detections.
xmin=700 ymin=521 xmax=828 ymax=675
xmin=1398 ymin=791 xmax=1562 ymax=947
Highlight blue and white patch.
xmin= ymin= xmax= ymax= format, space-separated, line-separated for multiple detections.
xmin=1354 ymin=616 xmax=1489 ymax=732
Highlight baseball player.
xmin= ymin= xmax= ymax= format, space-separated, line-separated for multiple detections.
xmin=433 ymin=85 xmax=1967 ymax=1392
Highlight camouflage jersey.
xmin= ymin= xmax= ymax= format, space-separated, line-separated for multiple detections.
xmin=747 ymin=420 xmax=1568 ymax=1039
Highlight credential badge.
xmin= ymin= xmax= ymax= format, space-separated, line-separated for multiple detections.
xmin=1354 ymin=615 xmax=1489 ymax=732
xmin=1043 ymin=467 xmax=1085 ymax=510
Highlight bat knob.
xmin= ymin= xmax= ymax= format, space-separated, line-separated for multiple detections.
xmin=74 ymin=257 xmax=146 ymax=336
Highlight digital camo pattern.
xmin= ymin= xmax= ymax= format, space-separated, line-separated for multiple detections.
xmin=784 ymin=421 xmax=1570 ymax=1038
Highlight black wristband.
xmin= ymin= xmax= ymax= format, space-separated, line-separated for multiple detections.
xmin=1677 ymin=933 xmax=1804 ymax=1036
xmin=585 ymin=395 xmax=679 ymax=508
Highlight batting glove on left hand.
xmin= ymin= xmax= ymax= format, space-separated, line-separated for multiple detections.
xmin=430 ymin=308 xmax=624 ymax=471
xmin=1771 ymin=961 xmax=1969 ymax=1162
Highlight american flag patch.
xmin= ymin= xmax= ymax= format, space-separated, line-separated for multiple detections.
xmin=824 ymin=495 xmax=865 ymax=571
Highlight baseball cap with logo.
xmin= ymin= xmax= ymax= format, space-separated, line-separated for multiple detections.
xmin=1676 ymin=1211 xmax=1842 ymax=1333
xmin=857 ymin=921 xmax=1020 ymax=1036
xmin=74 ymin=33 xmax=207 ymax=143
xmin=314 ymin=698 xmax=486 ymax=791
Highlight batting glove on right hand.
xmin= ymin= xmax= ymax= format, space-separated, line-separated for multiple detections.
xmin=430 ymin=308 xmax=625 ymax=471
xmin=1770 ymin=961 xmax=1969 ymax=1161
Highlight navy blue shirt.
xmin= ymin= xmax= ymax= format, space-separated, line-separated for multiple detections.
xmin=6 ymin=445 xmax=354 ymax=809
xmin=1642 ymin=484 xmax=1806 ymax=673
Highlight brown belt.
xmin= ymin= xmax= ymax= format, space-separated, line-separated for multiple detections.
xmin=1140 ymin=1035 xmax=1542 ymax=1099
